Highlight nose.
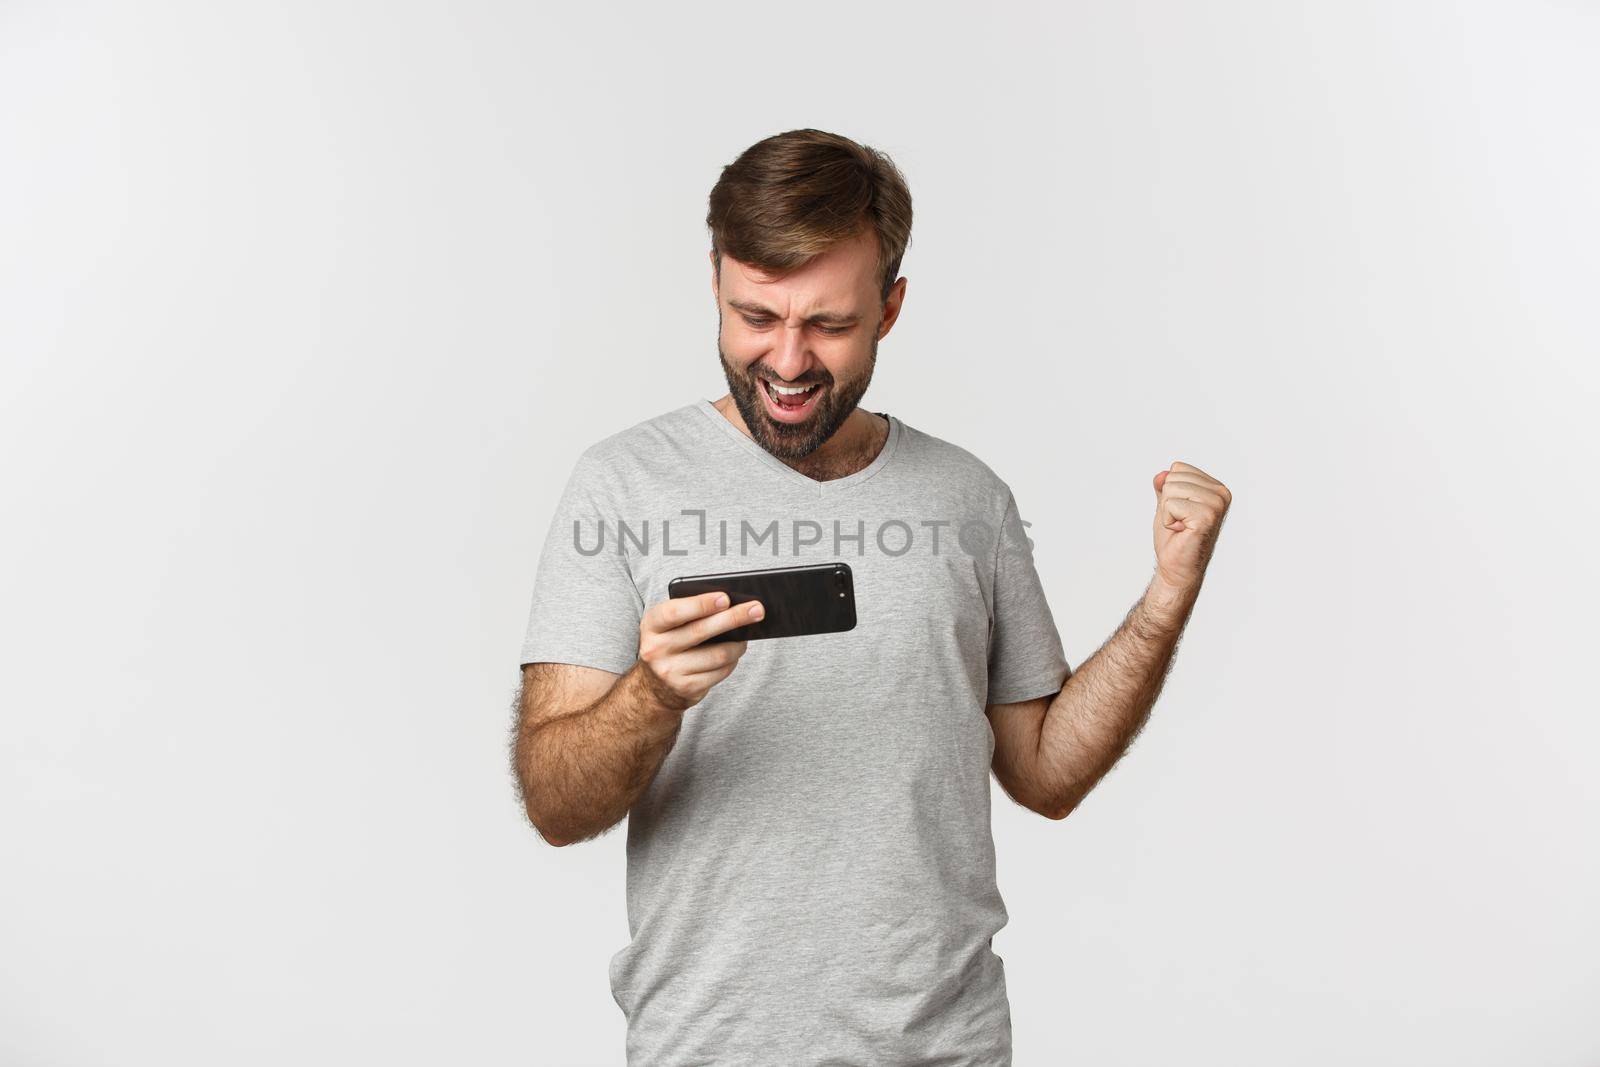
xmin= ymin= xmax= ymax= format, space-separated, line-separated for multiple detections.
xmin=764 ymin=324 xmax=812 ymax=383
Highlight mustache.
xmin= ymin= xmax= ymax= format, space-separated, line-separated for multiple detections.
xmin=752 ymin=370 xmax=832 ymax=388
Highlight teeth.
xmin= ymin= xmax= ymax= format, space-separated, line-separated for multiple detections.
xmin=768 ymin=381 xmax=818 ymax=396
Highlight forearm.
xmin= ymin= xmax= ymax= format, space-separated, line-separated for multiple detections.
xmin=520 ymin=663 xmax=684 ymax=845
xmin=1034 ymin=575 xmax=1200 ymax=817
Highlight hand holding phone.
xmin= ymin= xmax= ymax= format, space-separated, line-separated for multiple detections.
xmin=668 ymin=562 xmax=857 ymax=643
xmin=635 ymin=590 xmax=763 ymax=712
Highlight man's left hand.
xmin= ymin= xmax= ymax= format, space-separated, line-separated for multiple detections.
xmin=1152 ymin=460 xmax=1232 ymax=593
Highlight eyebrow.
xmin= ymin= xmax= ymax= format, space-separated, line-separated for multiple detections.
xmin=727 ymin=299 xmax=861 ymax=324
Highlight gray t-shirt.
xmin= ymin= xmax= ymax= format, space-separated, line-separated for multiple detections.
xmin=520 ymin=399 xmax=1069 ymax=1066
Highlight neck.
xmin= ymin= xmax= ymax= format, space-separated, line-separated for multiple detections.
xmin=710 ymin=394 xmax=888 ymax=481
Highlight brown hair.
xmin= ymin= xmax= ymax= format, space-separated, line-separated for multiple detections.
xmin=706 ymin=129 xmax=913 ymax=305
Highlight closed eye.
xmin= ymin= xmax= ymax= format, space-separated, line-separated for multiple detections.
xmin=741 ymin=316 xmax=852 ymax=335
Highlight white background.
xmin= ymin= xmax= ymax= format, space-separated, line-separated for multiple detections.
xmin=3 ymin=2 xmax=1596 ymax=1064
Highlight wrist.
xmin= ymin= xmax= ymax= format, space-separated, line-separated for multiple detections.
xmin=1143 ymin=572 xmax=1200 ymax=627
xmin=625 ymin=661 xmax=691 ymax=728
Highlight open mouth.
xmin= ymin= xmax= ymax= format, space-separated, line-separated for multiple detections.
xmin=759 ymin=377 xmax=824 ymax=423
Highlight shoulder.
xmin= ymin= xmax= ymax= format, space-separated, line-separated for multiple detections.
xmin=891 ymin=417 xmax=1048 ymax=574
xmin=578 ymin=402 xmax=700 ymax=462
xmin=566 ymin=402 xmax=709 ymax=496
xmin=891 ymin=415 xmax=1015 ymax=506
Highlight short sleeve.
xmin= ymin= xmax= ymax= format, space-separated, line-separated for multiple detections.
xmin=518 ymin=450 xmax=644 ymax=674
xmin=985 ymin=487 xmax=1070 ymax=705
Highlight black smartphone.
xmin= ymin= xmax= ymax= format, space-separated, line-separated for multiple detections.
xmin=667 ymin=561 xmax=857 ymax=643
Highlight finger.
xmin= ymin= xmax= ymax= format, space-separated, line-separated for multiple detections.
xmin=1161 ymin=494 xmax=1224 ymax=531
xmin=676 ymin=640 xmax=748 ymax=675
xmin=681 ymin=661 xmax=738 ymax=691
xmin=1159 ymin=479 xmax=1229 ymax=509
xmin=669 ymin=600 xmax=765 ymax=650
xmin=1164 ymin=476 xmax=1235 ymax=511
xmin=1168 ymin=460 xmax=1217 ymax=482
xmin=647 ymin=590 xmax=730 ymax=634
xmin=1153 ymin=470 xmax=1168 ymax=493
xmin=1163 ymin=473 xmax=1232 ymax=507
xmin=1161 ymin=472 xmax=1219 ymax=490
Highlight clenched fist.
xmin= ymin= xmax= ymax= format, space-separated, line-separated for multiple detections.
xmin=1152 ymin=460 xmax=1232 ymax=592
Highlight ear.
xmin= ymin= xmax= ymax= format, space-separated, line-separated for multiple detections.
xmin=709 ymin=250 xmax=719 ymax=299
xmin=878 ymin=276 xmax=908 ymax=338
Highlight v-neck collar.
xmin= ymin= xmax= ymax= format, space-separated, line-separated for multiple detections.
xmin=694 ymin=398 xmax=902 ymax=498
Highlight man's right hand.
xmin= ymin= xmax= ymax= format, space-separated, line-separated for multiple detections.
xmin=635 ymin=591 xmax=762 ymax=712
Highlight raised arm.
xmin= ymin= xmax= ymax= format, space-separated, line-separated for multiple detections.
xmin=511 ymin=591 xmax=763 ymax=846
xmin=987 ymin=461 xmax=1231 ymax=820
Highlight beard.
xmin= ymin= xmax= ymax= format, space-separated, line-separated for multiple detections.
xmin=717 ymin=332 xmax=877 ymax=462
